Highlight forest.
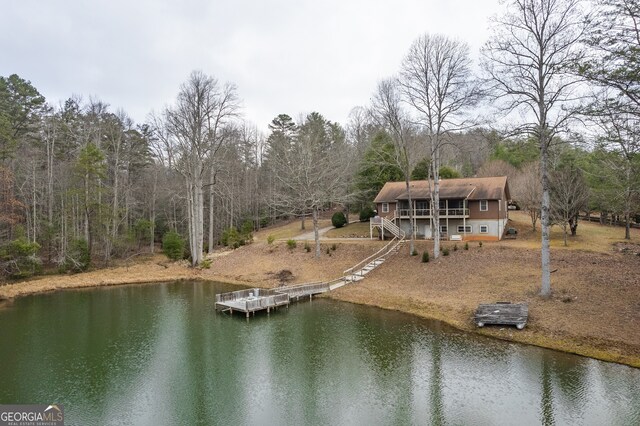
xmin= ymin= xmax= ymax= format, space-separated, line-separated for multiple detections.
xmin=0 ymin=0 xmax=638 ymax=281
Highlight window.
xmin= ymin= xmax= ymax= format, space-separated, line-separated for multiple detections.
xmin=440 ymin=225 xmax=448 ymax=233
xmin=457 ymin=225 xmax=472 ymax=233
xmin=480 ymin=200 xmax=488 ymax=211
xmin=480 ymin=225 xmax=488 ymax=233
xmin=381 ymin=203 xmax=389 ymax=213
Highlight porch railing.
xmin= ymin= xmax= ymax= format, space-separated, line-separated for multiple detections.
xmin=397 ymin=208 xmax=469 ymax=217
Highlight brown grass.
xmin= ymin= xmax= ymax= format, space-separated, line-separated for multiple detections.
xmin=324 ymin=222 xmax=373 ymax=238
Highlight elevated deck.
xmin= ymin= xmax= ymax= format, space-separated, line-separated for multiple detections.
xmin=474 ymin=302 xmax=528 ymax=329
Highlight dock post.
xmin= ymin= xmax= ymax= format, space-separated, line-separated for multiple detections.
xmin=246 ymin=311 xmax=249 ymax=318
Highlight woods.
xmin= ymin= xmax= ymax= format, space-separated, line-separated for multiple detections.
xmin=0 ymin=0 xmax=638 ymax=299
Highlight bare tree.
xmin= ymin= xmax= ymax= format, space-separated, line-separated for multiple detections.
xmin=512 ymin=162 xmax=543 ymax=231
xmin=370 ymin=78 xmax=420 ymax=253
xmin=550 ymin=167 xmax=589 ymax=245
xmin=400 ymin=33 xmax=481 ymax=258
xmin=588 ymin=98 xmax=640 ymax=239
xmin=268 ymin=113 xmax=353 ymax=258
xmin=162 ymin=71 xmax=239 ymax=266
xmin=482 ymin=0 xmax=587 ymax=296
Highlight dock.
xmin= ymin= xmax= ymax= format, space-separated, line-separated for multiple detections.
xmin=474 ymin=302 xmax=528 ymax=329
xmin=215 ymin=288 xmax=290 ymax=318
xmin=215 ymin=282 xmax=335 ymax=318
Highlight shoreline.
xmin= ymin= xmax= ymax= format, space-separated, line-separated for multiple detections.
xmin=1 ymin=261 xmax=638 ymax=369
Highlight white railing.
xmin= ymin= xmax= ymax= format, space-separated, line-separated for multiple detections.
xmin=397 ymin=208 xmax=469 ymax=217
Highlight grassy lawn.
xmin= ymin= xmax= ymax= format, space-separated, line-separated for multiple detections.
xmin=254 ymin=219 xmax=332 ymax=241
xmin=324 ymin=221 xmax=374 ymax=238
xmin=501 ymin=210 xmax=638 ymax=253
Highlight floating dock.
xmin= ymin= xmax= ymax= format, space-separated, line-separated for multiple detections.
xmin=474 ymin=302 xmax=528 ymax=329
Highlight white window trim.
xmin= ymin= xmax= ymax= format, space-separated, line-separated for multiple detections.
xmin=381 ymin=203 xmax=389 ymax=213
xmin=480 ymin=200 xmax=488 ymax=211
xmin=480 ymin=225 xmax=489 ymax=234
xmin=457 ymin=225 xmax=472 ymax=233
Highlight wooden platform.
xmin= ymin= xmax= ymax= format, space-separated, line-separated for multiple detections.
xmin=474 ymin=302 xmax=528 ymax=329
xmin=215 ymin=288 xmax=290 ymax=318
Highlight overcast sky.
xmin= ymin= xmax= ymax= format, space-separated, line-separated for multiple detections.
xmin=2 ymin=0 xmax=502 ymax=132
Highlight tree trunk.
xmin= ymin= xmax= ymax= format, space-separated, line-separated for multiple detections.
xmin=540 ymin=138 xmax=552 ymax=297
xmin=406 ymin=179 xmax=415 ymax=254
xmin=313 ymin=206 xmax=320 ymax=258
xmin=208 ymin=169 xmax=215 ymax=254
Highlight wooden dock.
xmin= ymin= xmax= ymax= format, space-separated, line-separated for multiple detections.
xmin=474 ymin=302 xmax=528 ymax=329
xmin=215 ymin=288 xmax=290 ymax=318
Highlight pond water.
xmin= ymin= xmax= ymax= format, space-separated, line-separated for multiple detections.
xmin=0 ymin=280 xmax=638 ymax=425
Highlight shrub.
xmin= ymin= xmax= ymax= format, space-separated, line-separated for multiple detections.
xmin=464 ymin=242 xmax=469 ymax=250
xmin=331 ymin=243 xmax=337 ymax=251
xmin=162 ymin=231 xmax=185 ymax=261
xmin=221 ymin=227 xmax=244 ymax=248
xmin=200 ymin=258 xmax=212 ymax=269
xmin=453 ymin=244 xmax=458 ymax=251
xmin=332 ymin=211 xmax=347 ymax=228
xmin=442 ymin=247 xmax=450 ymax=256
xmin=359 ymin=206 xmax=375 ymax=222
xmin=411 ymin=248 xmax=418 ymax=256
xmin=479 ymin=241 xmax=483 ymax=247
xmin=132 ymin=219 xmax=153 ymax=248
xmin=64 ymin=238 xmax=90 ymax=272
xmin=240 ymin=220 xmax=254 ymax=242
xmin=287 ymin=239 xmax=297 ymax=250
xmin=304 ymin=242 xmax=311 ymax=252
xmin=267 ymin=235 xmax=275 ymax=245
xmin=326 ymin=247 xmax=331 ymax=255
xmin=1 ymin=237 xmax=42 ymax=278
xmin=422 ymin=251 xmax=429 ymax=263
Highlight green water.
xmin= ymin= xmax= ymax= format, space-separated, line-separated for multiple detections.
xmin=0 ymin=280 xmax=638 ymax=425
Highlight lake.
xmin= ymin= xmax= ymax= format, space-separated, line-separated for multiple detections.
xmin=0 ymin=280 xmax=638 ymax=425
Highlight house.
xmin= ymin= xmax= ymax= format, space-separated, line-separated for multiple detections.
xmin=371 ymin=176 xmax=511 ymax=241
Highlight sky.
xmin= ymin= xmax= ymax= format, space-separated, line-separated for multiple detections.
xmin=1 ymin=0 xmax=502 ymax=133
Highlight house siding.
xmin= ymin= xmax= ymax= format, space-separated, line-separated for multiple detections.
xmin=376 ymin=202 xmax=397 ymax=219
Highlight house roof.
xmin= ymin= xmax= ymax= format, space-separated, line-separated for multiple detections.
xmin=373 ymin=176 xmax=510 ymax=203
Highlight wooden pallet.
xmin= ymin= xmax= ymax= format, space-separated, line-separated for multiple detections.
xmin=474 ymin=302 xmax=528 ymax=330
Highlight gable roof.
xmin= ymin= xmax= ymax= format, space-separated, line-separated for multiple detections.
xmin=373 ymin=176 xmax=510 ymax=203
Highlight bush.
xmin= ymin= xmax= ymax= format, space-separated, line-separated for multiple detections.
xmin=453 ymin=244 xmax=458 ymax=251
xmin=64 ymin=238 xmax=90 ymax=272
xmin=464 ymin=242 xmax=469 ymax=250
xmin=422 ymin=251 xmax=429 ymax=263
xmin=132 ymin=219 xmax=153 ymax=248
xmin=411 ymin=248 xmax=418 ymax=256
xmin=221 ymin=227 xmax=244 ymax=248
xmin=1 ymin=237 xmax=42 ymax=278
xmin=330 ymin=243 xmax=337 ymax=251
xmin=200 ymin=258 xmax=212 ymax=269
xmin=442 ymin=247 xmax=450 ymax=256
xmin=162 ymin=231 xmax=185 ymax=261
xmin=479 ymin=241 xmax=483 ymax=247
xmin=267 ymin=235 xmax=275 ymax=245
xmin=332 ymin=211 xmax=347 ymax=228
xmin=304 ymin=242 xmax=311 ymax=252
xmin=287 ymin=239 xmax=297 ymax=250
xmin=240 ymin=220 xmax=254 ymax=242
xmin=359 ymin=206 xmax=375 ymax=222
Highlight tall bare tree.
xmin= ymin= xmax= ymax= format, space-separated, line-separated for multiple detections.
xmin=370 ymin=78 xmax=420 ymax=253
xmin=482 ymin=0 xmax=587 ymax=296
xmin=400 ymin=33 xmax=481 ymax=258
xmin=268 ymin=112 xmax=353 ymax=258
xmin=162 ymin=71 xmax=239 ymax=266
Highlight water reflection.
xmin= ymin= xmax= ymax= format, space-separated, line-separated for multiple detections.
xmin=0 ymin=281 xmax=638 ymax=426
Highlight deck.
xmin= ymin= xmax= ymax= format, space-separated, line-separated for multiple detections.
xmin=215 ymin=288 xmax=290 ymax=317
xmin=215 ymin=282 xmax=333 ymax=318
xmin=474 ymin=302 xmax=528 ymax=329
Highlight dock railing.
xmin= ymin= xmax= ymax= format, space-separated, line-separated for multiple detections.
xmin=343 ymin=236 xmax=400 ymax=278
xmin=215 ymin=288 xmax=281 ymax=304
xmin=278 ymin=282 xmax=331 ymax=298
